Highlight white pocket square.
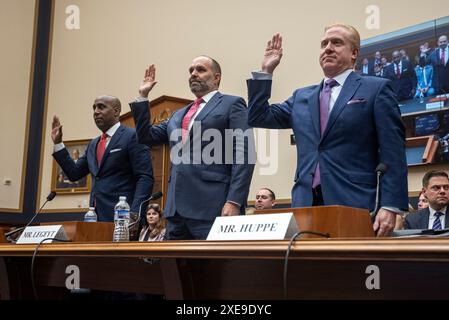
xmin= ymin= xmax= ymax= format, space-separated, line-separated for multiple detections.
xmin=347 ymin=99 xmax=366 ymax=105
xmin=109 ymin=148 xmax=122 ymax=153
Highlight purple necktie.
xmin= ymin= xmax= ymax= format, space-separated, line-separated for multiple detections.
xmin=312 ymin=78 xmax=339 ymax=189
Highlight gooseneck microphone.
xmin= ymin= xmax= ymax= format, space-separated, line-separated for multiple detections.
xmin=5 ymin=191 xmax=57 ymax=239
xmin=370 ymin=163 xmax=388 ymax=222
xmin=128 ymin=191 xmax=163 ymax=229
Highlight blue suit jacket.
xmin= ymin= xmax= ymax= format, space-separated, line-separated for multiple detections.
xmin=404 ymin=207 xmax=449 ymax=229
xmin=247 ymin=72 xmax=408 ymax=212
xmin=53 ymin=125 xmax=154 ymax=221
xmin=130 ymin=93 xmax=255 ymax=221
xmin=427 ymin=46 xmax=449 ymax=93
xmin=384 ymin=60 xmax=417 ymax=101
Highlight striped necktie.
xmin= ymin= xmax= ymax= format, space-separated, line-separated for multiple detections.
xmin=432 ymin=211 xmax=443 ymax=230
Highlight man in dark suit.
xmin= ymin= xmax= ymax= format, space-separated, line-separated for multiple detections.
xmin=51 ymin=95 xmax=154 ymax=222
xmin=405 ymin=171 xmax=449 ymax=229
xmin=428 ymin=35 xmax=449 ymax=95
xmin=247 ymin=25 xmax=408 ymax=237
xmin=384 ymin=50 xmax=416 ymax=101
xmin=130 ymin=58 xmax=255 ymax=240
xmin=359 ymin=58 xmax=373 ymax=76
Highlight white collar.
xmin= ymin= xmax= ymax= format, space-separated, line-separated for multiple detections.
xmin=199 ymin=90 xmax=218 ymax=104
xmin=429 ymin=206 xmax=447 ymax=216
xmin=104 ymin=122 xmax=121 ymax=137
xmin=324 ymin=69 xmax=353 ymax=87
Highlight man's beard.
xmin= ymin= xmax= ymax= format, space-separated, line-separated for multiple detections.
xmin=190 ymin=81 xmax=211 ymax=95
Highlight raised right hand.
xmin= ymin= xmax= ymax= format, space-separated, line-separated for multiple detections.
xmin=261 ymin=33 xmax=283 ymax=74
xmin=51 ymin=115 xmax=63 ymax=144
xmin=139 ymin=64 xmax=157 ymax=98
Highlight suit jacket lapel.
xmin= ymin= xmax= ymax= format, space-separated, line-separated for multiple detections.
xmin=170 ymin=105 xmax=190 ymax=146
xmin=98 ymin=125 xmax=125 ymax=170
xmin=421 ymin=208 xmax=430 ymax=229
xmin=176 ymin=104 xmax=191 ymax=128
xmin=445 ymin=207 xmax=449 ymax=228
xmin=307 ymin=84 xmax=321 ymax=138
xmin=194 ymin=92 xmax=222 ymax=123
xmin=322 ymin=72 xmax=361 ymax=141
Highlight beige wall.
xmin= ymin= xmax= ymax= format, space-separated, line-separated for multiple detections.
xmin=0 ymin=0 xmax=36 ymax=211
xmin=32 ymin=0 xmax=449 ymax=210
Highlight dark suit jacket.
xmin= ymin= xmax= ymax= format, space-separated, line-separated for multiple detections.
xmin=428 ymin=46 xmax=449 ymax=94
xmin=384 ymin=60 xmax=417 ymax=101
xmin=247 ymin=72 xmax=408 ymax=212
xmin=404 ymin=207 xmax=449 ymax=229
xmin=53 ymin=125 xmax=154 ymax=221
xmin=130 ymin=93 xmax=255 ymax=221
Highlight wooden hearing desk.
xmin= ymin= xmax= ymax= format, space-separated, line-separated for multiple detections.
xmin=1 ymin=238 xmax=449 ymax=300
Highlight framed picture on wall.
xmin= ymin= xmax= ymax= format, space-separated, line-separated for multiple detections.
xmin=51 ymin=139 xmax=92 ymax=194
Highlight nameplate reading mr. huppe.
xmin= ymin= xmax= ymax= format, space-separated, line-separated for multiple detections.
xmin=207 ymin=213 xmax=298 ymax=241
xmin=16 ymin=225 xmax=68 ymax=244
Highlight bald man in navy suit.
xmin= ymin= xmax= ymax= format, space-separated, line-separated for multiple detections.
xmin=130 ymin=58 xmax=255 ymax=240
xmin=52 ymin=95 xmax=154 ymax=222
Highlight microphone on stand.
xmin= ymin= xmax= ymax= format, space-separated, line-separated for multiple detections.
xmin=5 ymin=191 xmax=57 ymax=240
xmin=128 ymin=191 xmax=163 ymax=230
xmin=370 ymin=163 xmax=388 ymax=222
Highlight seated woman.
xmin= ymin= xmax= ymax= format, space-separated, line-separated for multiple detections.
xmin=139 ymin=204 xmax=166 ymax=241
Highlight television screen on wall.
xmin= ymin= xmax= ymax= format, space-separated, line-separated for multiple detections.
xmin=358 ymin=16 xmax=449 ymax=165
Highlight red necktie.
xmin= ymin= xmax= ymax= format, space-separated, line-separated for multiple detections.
xmin=396 ymin=64 xmax=401 ymax=79
xmin=96 ymin=133 xmax=108 ymax=165
xmin=442 ymin=49 xmax=446 ymax=65
xmin=181 ymin=98 xmax=203 ymax=143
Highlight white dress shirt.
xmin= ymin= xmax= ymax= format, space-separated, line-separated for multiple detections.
xmin=428 ymin=206 xmax=447 ymax=229
xmin=186 ymin=90 xmax=218 ymax=131
xmin=323 ymin=69 xmax=353 ymax=112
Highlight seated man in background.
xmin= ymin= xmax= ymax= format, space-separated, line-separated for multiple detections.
xmin=405 ymin=171 xmax=449 ymax=230
xmin=255 ymin=188 xmax=277 ymax=210
xmin=51 ymin=95 xmax=154 ymax=222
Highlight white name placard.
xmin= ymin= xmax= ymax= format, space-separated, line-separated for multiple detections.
xmin=426 ymin=101 xmax=443 ymax=110
xmin=16 ymin=225 xmax=68 ymax=244
xmin=207 ymin=213 xmax=299 ymax=241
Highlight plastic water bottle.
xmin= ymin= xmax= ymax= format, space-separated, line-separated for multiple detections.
xmin=113 ymin=196 xmax=130 ymax=242
xmin=84 ymin=207 xmax=97 ymax=222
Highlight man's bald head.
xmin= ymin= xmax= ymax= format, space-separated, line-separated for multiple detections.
xmin=93 ymin=95 xmax=122 ymax=132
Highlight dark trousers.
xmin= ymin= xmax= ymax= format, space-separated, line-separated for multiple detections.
xmin=165 ymin=212 xmax=214 ymax=240
xmin=312 ymin=185 xmax=324 ymax=206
